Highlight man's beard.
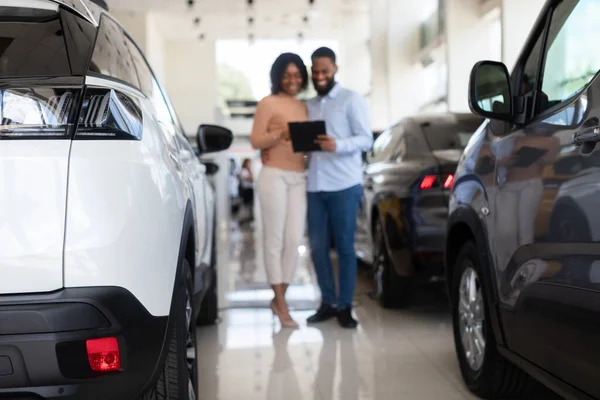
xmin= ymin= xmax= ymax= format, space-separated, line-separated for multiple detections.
xmin=313 ymin=77 xmax=336 ymax=96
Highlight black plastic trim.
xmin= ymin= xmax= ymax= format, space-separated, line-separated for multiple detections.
xmin=0 ymin=286 xmax=168 ymax=399
xmin=0 ymin=303 xmax=109 ymax=336
xmin=497 ymin=345 xmax=595 ymax=400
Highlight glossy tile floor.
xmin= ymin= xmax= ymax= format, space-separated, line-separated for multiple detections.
xmin=197 ymin=211 xmax=560 ymax=400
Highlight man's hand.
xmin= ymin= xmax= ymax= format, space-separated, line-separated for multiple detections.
xmin=315 ymin=135 xmax=336 ymax=152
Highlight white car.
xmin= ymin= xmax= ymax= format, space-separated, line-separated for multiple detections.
xmin=0 ymin=1 xmax=232 ymax=399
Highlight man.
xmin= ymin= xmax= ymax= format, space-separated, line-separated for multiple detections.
xmin=263 ymin=47 xmax=373 ymax=328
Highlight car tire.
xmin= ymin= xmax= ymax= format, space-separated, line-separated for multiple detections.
xmin=197 ymin=224 xmax=218 ymax=326
xmin=452 ymin=241 xmax=531 ymax=399
xmin=373 ymin=218 xmax=409 ymax=308
xmin=141 ymin=259 xmax=198 ymax=400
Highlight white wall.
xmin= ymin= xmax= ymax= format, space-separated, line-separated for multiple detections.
xmin=338 ymin=12 xmax=371 ymax=97
xmin=165 ymin=39 xmax=218 ymax=134
xmin=145 ymin=13 xmax=166 ymax=85
xmin=369 ymin=0 xmax=391 ymax=131
xmin=445 ymin=0 xmax=502 ymax=112
xmin=501 ymin=0 xmax=546 ymax=70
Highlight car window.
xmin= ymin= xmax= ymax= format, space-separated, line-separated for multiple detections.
xmin=0 ymin=7 xmax=71 ymax=78
xmin=123 ymin=35 xmax=174 ymax=127
xmin=370 ymin=124 xmax=405 ymax=163
xmin=421 ymin=118 xmax=483 ymax=151
xmin=88 ymin=15 xmax=139 ymax=89
xmin=517 ymin=28 xmax=544 ymax=118
xmin=538 ymin=0 xmax=600 ymax=114
xmin=370 ymin=129 xmax=392 ymax=163
xmin=390 ymin=124 xmax=407 ymax=159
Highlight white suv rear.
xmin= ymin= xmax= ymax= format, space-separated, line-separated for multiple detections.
xmin=0 ymin=1 xmax=231 ymax=399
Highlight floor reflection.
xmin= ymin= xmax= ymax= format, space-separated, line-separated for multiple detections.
xmin=199 ymin=214 xmax=563 ymax=400
xmin=226 ymin=218 xmax=319 ymax=310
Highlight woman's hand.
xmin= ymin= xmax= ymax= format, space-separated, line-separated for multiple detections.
xmin=267 ymin=116 xmax=290 ymax=141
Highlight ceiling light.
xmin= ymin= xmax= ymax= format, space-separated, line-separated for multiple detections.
xmin=199 ymin=33 xmax=205 ymax=40
xmin=248 ymin=16 xmax=254 ymax=25
xmin=303 ymin=15 xmax=309 ymax=23
xmin=187 ymin=0 xmax=194 ymax=8
xmin=194 ymin=17 xmax=201 ymax=26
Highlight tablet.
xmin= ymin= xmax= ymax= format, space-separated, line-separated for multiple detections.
xmin=288 ymin=120 xmax=327 ymax=152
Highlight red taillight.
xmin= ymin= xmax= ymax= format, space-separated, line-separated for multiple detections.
xmin=444 ymin=174 xmax=454 ymax=188
xmin=420 ymin=174 xmax=454 ymax=190
xmin=420 ymin=175 xmax=437 ymax=190
xmin=86 ymin=337 xmax=121 ymax=373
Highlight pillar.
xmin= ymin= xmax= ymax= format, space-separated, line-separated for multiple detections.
xmin=501 ymin=0 xmax=546 ymax=70
xmin=445 ymin=0 xmax=502 ymax=112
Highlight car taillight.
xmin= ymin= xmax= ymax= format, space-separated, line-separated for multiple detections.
xmin=419 ymin=174 xmax=455 ymax=190
xmin=0 ymin=87 xmax=77 ymax=139
xmin=75 ymin=87 xmax=143 ymax=140
xmin=444 ymin=174 xmax=454 ymax=188
xmin=420 ymin=175 xmax=437 ymax=190
xmin=86 ymin=337 xmax=121 ymax=373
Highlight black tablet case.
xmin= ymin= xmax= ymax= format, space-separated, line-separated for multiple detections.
xmin=288 ymin=120 xmax=327 ymax=152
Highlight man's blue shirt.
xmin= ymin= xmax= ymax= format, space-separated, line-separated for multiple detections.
xmin=305 ymin=83 xmax=373 ymax=193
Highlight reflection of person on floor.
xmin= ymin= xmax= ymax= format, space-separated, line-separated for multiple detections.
xmin=250 ymin=53 xmax=310 ymax=329
xmin=266 ymin=329 xmax=303 ymax=400
xmin=314 ymin=328 xmax=361 ymax=400
xmin=238 ymin=158 xmax=255 ymax=225
xmin=261 ymin=47 xmax=373 ymax=329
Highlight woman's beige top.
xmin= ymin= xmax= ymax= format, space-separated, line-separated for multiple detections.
xmin=250 ymin=94 xmax=307 ymax=172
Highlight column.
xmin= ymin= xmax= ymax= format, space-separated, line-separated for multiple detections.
xmin=369 ymin=0 xmax=390 ymax=131
xmin=501 ymin=0 xmax=546 ymax=70
xmin=445 ymin=0 xmax=502 ymax=112
xmin=164 ymin=39 xmax=218 ymax=133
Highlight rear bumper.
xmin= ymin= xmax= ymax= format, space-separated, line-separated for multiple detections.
xmin=0 ymin=287 xmax=169 ymax=400
xmin=410 ymin=204 xmax=448 ymax=277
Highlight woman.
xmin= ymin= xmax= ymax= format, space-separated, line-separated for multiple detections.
xmin=250 ymin=53 xmax=309 ymax=328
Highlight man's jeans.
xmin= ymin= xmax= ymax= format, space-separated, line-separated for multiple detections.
xmin=307 ymin=184 xmax=362 ymax=309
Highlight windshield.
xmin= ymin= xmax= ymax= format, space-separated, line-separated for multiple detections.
xmin=421 ymin=117 xmax=484 ymax=151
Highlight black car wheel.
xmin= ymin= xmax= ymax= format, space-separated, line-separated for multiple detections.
xmin=142 ymin=259 xmax=198 ymax=400
xmin=452 ymin=241 xmax=531 ymax=399
xmin=373 ymin=218 xmax=408 ymax=308
xmin=197 ymin=223 xmax=219 ymax=326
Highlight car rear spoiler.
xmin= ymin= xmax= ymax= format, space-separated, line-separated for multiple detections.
xmin=47 ymin=0 xmax=105 ymax=25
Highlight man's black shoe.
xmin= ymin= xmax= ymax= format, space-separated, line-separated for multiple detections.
xmin=307 ymin=304 xmax=337 ymax=323
xmin=337 ymin=308 xmax=358 ymax=329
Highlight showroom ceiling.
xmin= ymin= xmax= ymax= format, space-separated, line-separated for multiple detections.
xmin=104 ymin=0 xmax=369 ymax=40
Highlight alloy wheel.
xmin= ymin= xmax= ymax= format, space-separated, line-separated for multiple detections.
xmin=458 ymin=266 xmax=486 ymax=372
xmin=185 ymin=288 xmax=197 ymax=400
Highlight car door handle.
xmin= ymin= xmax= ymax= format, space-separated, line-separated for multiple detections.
xmin=573 ymin=117 xmax=600 ymax=145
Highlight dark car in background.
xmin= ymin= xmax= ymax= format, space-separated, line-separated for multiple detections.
xmin=355 ymin=113 xmax=484 ymax=307
xmin=445 ymin=0 xmax=600 ymax=399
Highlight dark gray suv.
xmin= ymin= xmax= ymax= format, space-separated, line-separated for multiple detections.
xmin=446 ymin=0 xmax=600 ymax=399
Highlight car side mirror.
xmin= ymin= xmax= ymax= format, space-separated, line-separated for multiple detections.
xmin=197 ymin=124 xmax=233 ymax=154
xmin=469 ymin=61 xmax=514 ymax=122
xmin=203 ymin=161 xmax=219 ymax=176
